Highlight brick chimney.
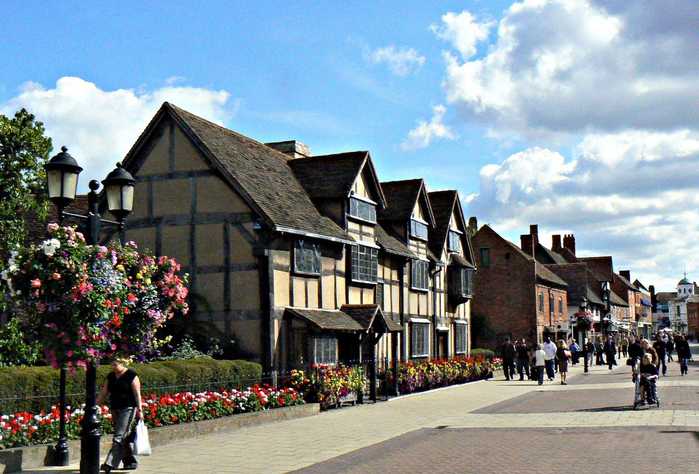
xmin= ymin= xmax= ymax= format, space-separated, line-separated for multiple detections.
xmin=649 ymin=285 xmax=656 ymax=312
xmin=552 ymin=234 xmax=562 ymax=251
xmin=468 ymin=217 xmax=478 ymax=236
xmin=520 ymin=224 xmax=539 ymax=256
xmin=563 ymin=234 xmax=576 ymax=256
xmin=265 ymin=140 xmax=311 ymax=159
xmin=620 ymin=270 xmax=631 ymax=281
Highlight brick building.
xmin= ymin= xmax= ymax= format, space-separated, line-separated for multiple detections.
xmin=470 ymin=223 xmax=568 ymax=347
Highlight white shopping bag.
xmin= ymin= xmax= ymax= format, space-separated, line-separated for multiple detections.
xmin=133 ymin=420 xmax=152 ymax=456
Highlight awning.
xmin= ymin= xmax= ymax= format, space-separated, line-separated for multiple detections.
xmin=641 ymin=299 xmax=652 ymax=307
xmin=410 ymin=317 xmax=431 ymax=324
xmin=341 ymin=304 xmax=403 ymax=332
xmin=286 ymin=305 xmax=403 ymax=333
xmin=449 ymin=253 xmax=475 ymax=268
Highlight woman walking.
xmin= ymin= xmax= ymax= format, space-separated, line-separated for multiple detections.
xmin=534 ymin=344 xmax=546 ymax=385
xmin=97 ymin=357 xmax=144 ymax=473
xmin=556 ymin=340 xmax=571 ymax=385
xmin=675 ymin=335 xmax=692 ymax=376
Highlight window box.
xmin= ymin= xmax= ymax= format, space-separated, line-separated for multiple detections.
xmin=411 ymin=259 xmax=429 ymax=291
xmin=350 ymin=244 xmax=378 ymax=284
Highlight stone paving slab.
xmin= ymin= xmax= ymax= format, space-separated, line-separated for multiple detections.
xmin=294 ymin=426 xmax=699 ymax=474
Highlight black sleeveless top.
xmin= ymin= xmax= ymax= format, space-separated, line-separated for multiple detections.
xmin=107 ymin=369 xmax=138 ymax=409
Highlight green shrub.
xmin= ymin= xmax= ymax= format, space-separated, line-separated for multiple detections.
xmin=0 ymin=358 xmax=262 ymax=414
xmin=470 ymin=348 xmax=496 ymax=360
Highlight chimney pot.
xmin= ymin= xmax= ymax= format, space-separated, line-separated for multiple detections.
xmin=552 ymin=234 xmax=562 ymax=250
xmin=520 ymin=234 xmax=533 ymax=256
xmin=468 ymin=216 xmax=478 ymax=231
xmin=265 ymin=140 xmax=311 ymax=159
xmin=563 ymin=234 xmax=576 ymax=256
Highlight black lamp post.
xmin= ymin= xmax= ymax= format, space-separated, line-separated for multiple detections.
xmin=579 ymin=297 xmax=589 ymax=374
xmin=45 ymin=147 xmax=135 ymax=474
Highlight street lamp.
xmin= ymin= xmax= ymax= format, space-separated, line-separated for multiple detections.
xmin=578 ymin=297 xmax=590 ymax=373
xmin=45 ymin=147 xmax=135 ymax=474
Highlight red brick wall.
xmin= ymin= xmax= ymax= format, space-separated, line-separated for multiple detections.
xmin=534 ymin=284 xmax=568 ymax=338
xmin=471 ymin=226 xmax=537 ymax=348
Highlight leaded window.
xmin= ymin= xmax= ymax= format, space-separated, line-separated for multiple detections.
xmin=411 ymin=322 xmax=429 ymax=357
xmin=410 ymin=219 xmax=428 ymax=240
xmin=348 ymin=196 xmax=376 ymax=223
xmin=479 ymin=248 xmax=490 ymax=267
xmin=411 ymin=259 xmax=429 ymax=290
xmin=455 ymin=324 xmax=468 ymax=354
xmin=351 ymin=244 xmax=378 ymax=283
xmin=448 ymin=230 xmax=462 ymax=253
xmin=294 ymin=240 xmax=320 ymax=275
xmin=313 ymin=336 xmax=337 ymax=365
xmin=449 ymin=267 xmax=473 ymax=298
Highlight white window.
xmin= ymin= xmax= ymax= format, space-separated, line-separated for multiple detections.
xmin=411 ymin=322 xmax=429 ymax=357
xmin=351 ymin=244 xmax=378 ymax=283
xmin=410 ymin=219 xmax=428 ymax=240
xmin=313 ymin=336 xmax=337 ymax=365
xmin=448 ymin=230 xmax=462 ymax=253
xmin=294 ymin=240 xmax=320 ymax=275
xmin=411 ymin=259 xmax=429 ymax=290
xmin=348 ymin=196 xmax=376 ymax=223
xmin=455 ymin=323 xmax=468 ymax=354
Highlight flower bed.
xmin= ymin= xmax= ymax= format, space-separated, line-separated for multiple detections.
xmin=0 ymin=385 xmax=302 ymax=449
xmin=289 ymin=365 xmax=365 ymax=410
xmin=390 ymin=356 xmax=499 ymax=395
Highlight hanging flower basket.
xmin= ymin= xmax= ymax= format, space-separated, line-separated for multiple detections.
xmin=575 ymin=314 xmax=593 ymax=331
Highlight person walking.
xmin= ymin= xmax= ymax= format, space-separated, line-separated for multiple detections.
xmin=543 ymin=337 xmax=557 ymax=381
xmin=653 ymin=335 xmax=668 ymax=376
xmin=534 ymin=344 xmax=546 ymax=385
xmin=97 ymin=357 xmax=144 ymax=473
xmin=556 ymin=340 xmax=571 ymax=385
xmin=500 ymin=338 xmax=516 ymax=381
xmin=569 ymin=339 xmax=581 ymax=365
xmin=642 ymin=339 xmax=658 ymax=365
xmin=666 ymin=336 xmax=675 ymax=362
xmin=604 ymin=336 xmax=617 ymax=370
xmin=595 ymin=337 xmax=605 ymax=365
xmin=516 ymin=338 xmax=530 ymax=381
xmin=620 ymin=337 xmax=629 ymax=358
xmin=585 ymin=338 xmax=595 ymax=368
xmin=675 ymin=334 xmax=692 ymax=376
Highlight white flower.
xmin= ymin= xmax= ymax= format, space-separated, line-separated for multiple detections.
xmin=41 ymin=239 xmax=61 ymax=257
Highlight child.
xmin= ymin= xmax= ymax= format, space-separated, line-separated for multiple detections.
xmin=639 ymin=353 xmax=659 ymax=404
xmin=534 ymin=344 xmax=546 ymax=385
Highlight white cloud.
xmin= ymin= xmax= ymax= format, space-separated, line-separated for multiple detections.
xmin=437 ymin=0 xmax=699 ymax=137
xmin=401 ymin=105 xmax=456 ymax=151
xmin=1 ymin=76 xmax=235 ymax=191
xmin=431 ymin=11 xmax=493 ymax=59
xmin=366 ymin=45 xmax=426 ymax=76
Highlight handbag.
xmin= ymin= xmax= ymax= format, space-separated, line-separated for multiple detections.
xmin=133 ymin=420 xmax=152 ymax=456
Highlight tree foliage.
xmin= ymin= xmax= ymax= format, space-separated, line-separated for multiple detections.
xmin=0 ymin=108 xmax=53 ymax=259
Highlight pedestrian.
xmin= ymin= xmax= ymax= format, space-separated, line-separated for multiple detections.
xmin=620 ymin=337 xmax=629 ymax=358
xmin=604 ymin=336 xmax=616 ymax=370
xmin=642 ymin=339 xmax=658 ymax=365
xmin=534 ymin=344 xmax=546 ymax=385
xmin=556 ymin=340 xmax=571 ymax=385
xmin=652 ymin=335 xmax=668 ymax=376
xmin=628 ymin=336 xmax=644 ymax=382
xmin=639 ymin=353 xmax=659 ymax=405
xmin=516 ymin=338 xmax=530 ymax=381
xmin=585 ymin=338 xmax=595 ymax=367
xmin=595 ymin=337 xmax=605 ymax=365
xmin=675 ymin=334 xmax=692 ymax=376
xmin=97 ymin=357 xmax=144 ymax=473
xmin=569 ymin=339 xmax=581 ymax=365
xmin=501 ymin=338 xmax=516 ymax=381
xmin=543 ymin=337 xmax=557 ymax=381
xmin=666 ymin=336 xmax=675 ymax=362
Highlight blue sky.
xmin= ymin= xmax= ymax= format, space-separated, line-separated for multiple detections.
xmin=2 ymin=1 xmax=698 ymax=291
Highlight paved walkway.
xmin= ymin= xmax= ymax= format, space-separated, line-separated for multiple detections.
xmin=26 ymin=345 xmax=699 ymax=473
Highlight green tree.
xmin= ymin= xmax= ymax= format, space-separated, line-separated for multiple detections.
xmin=0 ymin=108 xmax=53 ymax=259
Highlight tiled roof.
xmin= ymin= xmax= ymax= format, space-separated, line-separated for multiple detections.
xmin=577 ymin=256 xmax=614 ymax=281
xmin=379 ymin=179 xmax=435 ymax=226
xmin=535 ymin=264 xmax=569 ymax=288
xmin=614 ymin=272 xmax=637 ymax=291
xmin=427 ymin=190 xmax=456 ymax=259
xmin=285 ymin=308 xmax=364 ymax=331
xmin=124 ymin=103 xmax=352 ymax=244
xmin=537 ymin=244 xmax=568 ymax=264
xmin=288 ymin=151 xmax=386 ymax=206
xmin=655 ymin=292 xmax=677 ymax=303
xmin=341 ymin=304 xmax=402 ymax=332
xmin=375 ymin=224 xmax=416 ymax=259
xmin=449 ymin=253 xmax=475 ymax=269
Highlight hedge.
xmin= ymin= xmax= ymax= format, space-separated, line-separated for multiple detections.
xmin=470 ymin=348 xmax=496 ymax=360
xmin=0 ymin=358 xmax=262 ymax=414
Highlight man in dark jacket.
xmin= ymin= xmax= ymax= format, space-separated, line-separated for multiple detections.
xmin=675 ymin=335 xmax=692 ymax=376
xmin=501 ymin=338 xmax=516 ymax=381
xmin=628 ymin=337 xmax=644 ymax=360
xmin=653 ymin=335 xmax=668 ymax=376
xmin=516 ymin=339 xmax=530 ymax=381
xmin=604 ymin=336 xmax=617 ymax=370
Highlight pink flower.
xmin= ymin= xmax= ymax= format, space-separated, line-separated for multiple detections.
xmin=47 ymin=223 xmax=59 ymax=232
xmin=30 ymin=279 xmax=41 ymax=289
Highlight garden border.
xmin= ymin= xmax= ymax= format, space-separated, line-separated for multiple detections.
xmin=0 ymin=403 xmax=319 ymax=473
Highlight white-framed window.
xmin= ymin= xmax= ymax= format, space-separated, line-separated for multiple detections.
xmin=348 ymin=196 xmax=377 ymax=223
xmin=294 ymin=240 xmax=320 ymax=275
xmin=411 ymin=322 xmax=430 ymax=357
xmin=410 ymin=219 xmax=428 ymax=240
xmin=313 ymin=336 xmax=337 ymax=365
xmin=448 ymin=230 xmax=462 ymax=253
xmin=411 ymin=259 xmax=429 ymax=291
xmin=454 ymin=323 xmax=468 ymax=354
xmin=351 ymin=244 xmax=378 ymax=283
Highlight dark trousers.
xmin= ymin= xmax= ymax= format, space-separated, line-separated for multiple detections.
xmin=679 ymin=358 xmax=689 ymax=375
xmin=516 ymin=358 xmax=530 ymax=380
xmin=104 ymin=407 xmax=137 ymax=469
xmin=656 ymin=355 xmax=667 ymax=376
xmin=606 ymin=353 xmax=615 ymax=369
xmin=536 ymin=366 xmax=544 ymax=385
xmin=544 ymin=359 xmax=555 ymax=380
xmin=503 ymin=359 xmax=515 ymax=380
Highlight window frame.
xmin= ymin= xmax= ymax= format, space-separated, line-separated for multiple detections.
xmin=409 ymin=218 xmax=429 ymax=241
xmin=411 ymin=259 xmax=430 ymax=291
xmin=347 ymin=195 xmax=377 ymax=224
xmin=448 ymin=230 xmax=462 ymax=253
xmin=350 ymin=244 xmax=379 ymax=284
xmin=293 ymin=240 xmax=321 ymax=276
xmin=538 ymin=293 xmax=544 ymax=313
xmin=410 ymin=322 xmax=430 ymax=358
xmin=558 ymin=297 xmax=563 ymax=315
xmin=479 ymin=248 xmax=491 ymax=267
xmin=454 ymin=323 xmax=468 ymax=355
xmin=313 ymin=336 xmax=338 ymax=365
